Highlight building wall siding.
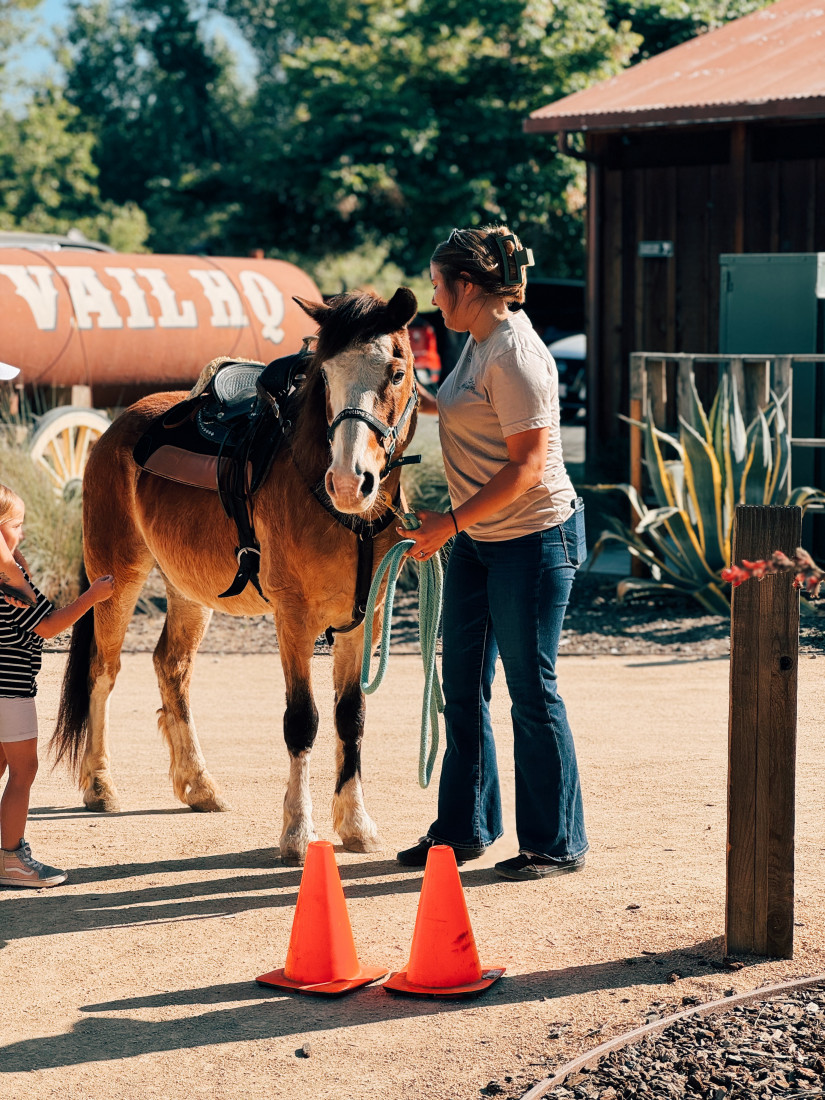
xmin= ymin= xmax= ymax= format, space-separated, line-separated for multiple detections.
xmin=585 ymin=119 xmax=825 ymax=473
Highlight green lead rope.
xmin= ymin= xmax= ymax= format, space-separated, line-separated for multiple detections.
xmin=360 ymin=512 xmax=445 ymax=788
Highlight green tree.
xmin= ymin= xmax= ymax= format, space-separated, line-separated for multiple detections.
xmin=218 ymin=0 xmax=642 ymax=275
xmin=57 ymin=0 xmax=764 ymax=275
xmin=62 ymin=0 xmax=251 ymax=253
xmin=0 ymin=85 xmax=148 ymax=249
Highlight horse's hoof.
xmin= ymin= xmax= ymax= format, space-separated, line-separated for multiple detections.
xmin=188 ymin=794 xmax=231 ymax=813
xmin=180 ymin=775 xmax=230 ymax=812
xmin=278 ymin=828 xmax=317 ymax=865
xmin=279 ymin=850 xmax=305 ymax=866
xmin=83 ymin=779 xmax=120 ymax=813
xmin=340 ymin=834 xmax=383 ymax=854
xmin=83 ymin=796 xmax=120 ymax=813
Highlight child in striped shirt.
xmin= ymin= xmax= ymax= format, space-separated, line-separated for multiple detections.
xmin=0 ymin=484 xmax=114 ymax=888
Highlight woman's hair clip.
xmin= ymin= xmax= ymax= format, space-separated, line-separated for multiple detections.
xmin=492 ymin=234 xmax=534 ymax=286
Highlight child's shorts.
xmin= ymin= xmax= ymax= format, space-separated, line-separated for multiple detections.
xmin=0 ymin=698 xmax=38 ymax=743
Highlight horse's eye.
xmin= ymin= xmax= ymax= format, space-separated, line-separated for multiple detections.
xmin=391 ymin=369 xmax=406 ymax=385
xmin=320 ymin=369 xmax=328 ymax=387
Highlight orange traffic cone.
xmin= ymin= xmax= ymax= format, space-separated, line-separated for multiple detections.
xmin=384 ymin=844 xmax=505 ymax=997
xmin=256 ymin=840 xmax=387 ymax=996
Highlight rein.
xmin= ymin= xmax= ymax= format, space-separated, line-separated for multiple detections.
xmin=360 ymin=512 xmax=445 ymax=789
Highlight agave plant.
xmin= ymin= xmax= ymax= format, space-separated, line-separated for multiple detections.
xmin=589 ymin=374 xmax=825 ymax=614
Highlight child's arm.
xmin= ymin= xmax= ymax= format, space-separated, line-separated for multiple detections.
xmin=0 ymin=540 xmax=35 ymax=604
xmin=33 ymin=575 xmax=115 ymax=640
xmin=13 ymin=548 xmax=31 ymax=575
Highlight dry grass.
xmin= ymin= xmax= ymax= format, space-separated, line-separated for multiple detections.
xmin=0 ymin=424 xmax=83 ymax=606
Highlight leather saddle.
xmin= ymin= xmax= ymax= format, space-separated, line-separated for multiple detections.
xmin=133 ymin=347 xmax=311 ymax=600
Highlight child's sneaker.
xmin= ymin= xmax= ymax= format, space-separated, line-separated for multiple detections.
xmin=0 ymin=839 xmax=67 ymax=887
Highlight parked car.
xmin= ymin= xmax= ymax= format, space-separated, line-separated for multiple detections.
xmin=547 ymin=332 xmax=586 ymax=421
xmin=0 ymin=229 xmax=115 ymax=252
xmin=409 ymin=317 xmax=442 ymax=389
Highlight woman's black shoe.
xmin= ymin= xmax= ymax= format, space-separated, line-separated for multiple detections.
xmin=494 ymin=852 xmax=586 ymax=880
xmin=396 ymin=836 xmax=485 ymax=867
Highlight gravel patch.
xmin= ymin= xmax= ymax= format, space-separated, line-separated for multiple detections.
xmin=521 ymin=981 xmax=825 ymax=1100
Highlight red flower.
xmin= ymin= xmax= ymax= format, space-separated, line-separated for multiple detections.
xmin=721 ymin=564 xmax=751 ymax=587
xmin=742 ymin=558 xmax=768 ymax=579
xmin=722 ymin=547 xmax=823 ymax=598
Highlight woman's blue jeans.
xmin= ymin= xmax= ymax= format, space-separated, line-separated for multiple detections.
xmin=428 ymin=506 xmax=589 ymax=861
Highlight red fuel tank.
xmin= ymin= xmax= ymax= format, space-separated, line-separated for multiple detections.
xmin=0 ymin=250 xmax=322 ymax=392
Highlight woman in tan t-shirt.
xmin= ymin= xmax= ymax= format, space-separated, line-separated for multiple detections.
xmin=396 ymin=225 xmax=589 ymax=880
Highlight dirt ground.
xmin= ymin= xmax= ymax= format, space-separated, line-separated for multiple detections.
xmin=1 ymin=635 xmax=823 ymax=1100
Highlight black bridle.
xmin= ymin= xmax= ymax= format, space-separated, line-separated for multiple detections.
xmin=326 ymin=389 xmax=420 ymax=479
xmin=315 ymin=363 xmax=421 ymax=644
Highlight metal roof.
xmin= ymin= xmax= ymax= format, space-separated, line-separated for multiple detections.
xmin=526 ymin=0 xmax=825 ymax=133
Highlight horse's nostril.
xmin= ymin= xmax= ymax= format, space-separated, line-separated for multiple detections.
xmin=361 ymin=472 xmax=375 ymax=497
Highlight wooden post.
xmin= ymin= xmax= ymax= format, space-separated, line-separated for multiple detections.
xmin=648 ymin=359 xmax=667 ymax=429
xmin=629 ymin=354 xmax=646 ymax=578
xmin=743 ymin=360 xmax=770 ymax=422
xmin=70 ymin=384 xmax=93 ymax=407
xmin=726 ymin=505 xmax=801 ymax=959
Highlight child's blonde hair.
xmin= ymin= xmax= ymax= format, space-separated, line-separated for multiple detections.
xmin=0 ymin=483 xmax=23 ymax=525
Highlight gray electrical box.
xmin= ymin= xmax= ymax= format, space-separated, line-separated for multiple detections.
xmin=719 ymin=253 xmax=825 ymax=553
xmin=719 ymin=253 xmax=825 ymax=355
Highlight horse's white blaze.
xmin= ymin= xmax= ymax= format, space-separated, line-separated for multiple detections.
xmin=280 ymin=751 xmax=317 ymax=859
xmin=324 ymin=336 xmax=395 ymax=513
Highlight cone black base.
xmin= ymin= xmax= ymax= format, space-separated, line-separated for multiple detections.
xmin=257 ymin=964 xmax=388 ymax=997
xmin=383 ymin=966 xmax=505 ymax=998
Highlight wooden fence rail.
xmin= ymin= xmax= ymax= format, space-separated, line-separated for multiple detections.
xmin=628 ymin=352 xmax=825 ymax=504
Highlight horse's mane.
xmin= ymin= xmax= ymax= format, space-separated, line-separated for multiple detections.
xmin=313 ymin=290 xmax=404 ymax=362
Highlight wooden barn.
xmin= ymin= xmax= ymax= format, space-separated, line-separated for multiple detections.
xmin=526 ymin=0 xmax=825 ymax=478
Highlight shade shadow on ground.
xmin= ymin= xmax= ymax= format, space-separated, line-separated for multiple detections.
xmin=0 ymin=939 xmax=735 ymax=1073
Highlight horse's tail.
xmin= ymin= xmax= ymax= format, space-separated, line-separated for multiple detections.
xmin=51 ymin=562 xmax=94 ymax=777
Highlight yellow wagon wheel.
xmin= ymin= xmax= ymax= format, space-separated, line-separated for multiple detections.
xmin=29 ymin=406 xmax=111 ymax=499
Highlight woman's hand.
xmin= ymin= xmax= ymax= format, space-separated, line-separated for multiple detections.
xmin=397 ymin=509 xmax=456 ymax=562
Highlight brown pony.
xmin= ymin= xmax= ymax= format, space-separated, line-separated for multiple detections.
xmin=52 ymin=287 xmax=419 ymax=864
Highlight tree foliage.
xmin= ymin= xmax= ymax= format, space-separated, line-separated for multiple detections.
xmin=0 ymin=0 xmax=770 ymax=276
xmin=60 ymin=0 xmax=248 ymax=253
xmin=54 ymin=0 xmax=643 ymax=271
xmin=0 ymin=84 xmax=148 ymax=248
xmin=0 ymin=0 xmax=42 ymax=80
xmin=212 ymin=0 xmax=642 ymax=274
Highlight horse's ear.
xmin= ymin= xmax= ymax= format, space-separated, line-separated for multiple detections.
xmin=293 ymin=296 xmax=329 ymax=323
xmin=386 ymin=287 xmax=418 ymax=330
